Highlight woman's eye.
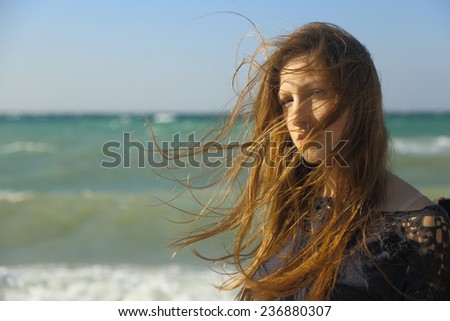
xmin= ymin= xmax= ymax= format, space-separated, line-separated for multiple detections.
xmin=308 ymin=88 xmax=323 ymax=97
xmin=280 ymin=97 xmax=294 ymax=107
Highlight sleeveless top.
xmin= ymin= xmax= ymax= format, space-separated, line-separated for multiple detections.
xmin=254 ymin=199 xmax=450 ymax=300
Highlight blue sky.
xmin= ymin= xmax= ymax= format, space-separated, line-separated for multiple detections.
xmin=0 ymin=0 xmax=449 ymax=114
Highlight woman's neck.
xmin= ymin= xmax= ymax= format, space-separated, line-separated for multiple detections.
xmin=322 ymin=167 xmax=339 ymax=198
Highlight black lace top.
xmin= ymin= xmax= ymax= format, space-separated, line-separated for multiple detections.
xmin=255 ymin=204 xmax=450 ymax=300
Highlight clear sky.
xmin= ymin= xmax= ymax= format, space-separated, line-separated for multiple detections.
xmin=0 ymin=0 xmax=449 ymax=114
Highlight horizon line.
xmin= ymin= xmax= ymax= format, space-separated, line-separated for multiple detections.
xmin=1 ymin=109 xmax=450 ymax=117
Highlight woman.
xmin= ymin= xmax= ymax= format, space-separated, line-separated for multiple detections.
xmin=171 ymin=22 xmax=450 ymax=300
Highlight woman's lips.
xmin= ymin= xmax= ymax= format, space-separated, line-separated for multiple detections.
xmin=297 ymin=129 xmax=307 ymax=140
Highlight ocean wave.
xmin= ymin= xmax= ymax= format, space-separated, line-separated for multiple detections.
xmin=0 ymin=190 xmax=33 ymax=203
xmin=0 ymin=264 xmax=235 ymax=300
xmin=153 ymin=112 xmax=177 ymax=124
xmin=0 ymin=141 xmax=56 ymax=154
xmin=391 ymin=136 xmax=450 ymax=155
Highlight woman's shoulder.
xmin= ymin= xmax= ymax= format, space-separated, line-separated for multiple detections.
xmin=372 ymin=203 xmax=450 ymax=299
xmin=382 ymin=203 xmax=450 ymax=241
xmin=382 ymin=171 xmax=434 ymax=212
xmin=365 ymin=171 xmax=450 ymax=299
xmin=380 ymin=172 xmax=449 ymax=245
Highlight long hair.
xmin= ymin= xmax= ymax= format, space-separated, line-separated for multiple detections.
xmin=170 ymin=22 xmax=389 ymax=300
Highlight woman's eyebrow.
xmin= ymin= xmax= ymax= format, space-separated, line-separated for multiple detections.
xmin=278 ymin=79 xmax=325 ymax=97
xmin=277 ymin=86 xmax=292 ymax=98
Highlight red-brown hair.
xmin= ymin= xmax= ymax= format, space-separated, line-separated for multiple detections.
xmin=171 ymin=22 xmax=389 ymax=300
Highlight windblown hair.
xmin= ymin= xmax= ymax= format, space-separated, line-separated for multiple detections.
xmin=170 ymin=22 xmax=389 ymax=300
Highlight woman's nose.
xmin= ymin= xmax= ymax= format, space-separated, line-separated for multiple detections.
xmin=291 ymin=103 xmax=309 ymax=129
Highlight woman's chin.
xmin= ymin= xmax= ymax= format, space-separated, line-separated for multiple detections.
xmin=302 ymin=151 xmax=323 ymax=167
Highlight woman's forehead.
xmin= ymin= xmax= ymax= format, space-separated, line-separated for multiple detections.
xmin=280 ymin=58 xmax=326 ymax=79
xmin=279 ymin=61 xmax=327 ymax=90
xmin=281 ymin=57 xmax=310 ymax=73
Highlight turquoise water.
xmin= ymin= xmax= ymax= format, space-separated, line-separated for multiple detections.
xmin=0 ymin=112 xmax=449 ymax=299
xmin=385 ymin=113 xmax=450 ymax=190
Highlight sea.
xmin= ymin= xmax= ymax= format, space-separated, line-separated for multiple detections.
xmin=1 ymin=112 xmax=449 ymax=300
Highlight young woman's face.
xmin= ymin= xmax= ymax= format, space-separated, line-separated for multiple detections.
xmin=279 ymin=58 xmax=348 ymax=165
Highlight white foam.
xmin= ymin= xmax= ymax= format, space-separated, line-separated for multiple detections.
xmin=0 ymin=141 xmax=56 ymax=154
xmin=0 ymin=264 xmax=236 ymax=300
xmin=108 ymin=116 xmax=132 ymax=130
xmin=391 ymin=136 xmax=450 ymax=156
xmin=0 ymin=190 xmax=33 ymax=203
xmin=153 ymin=113 xmax=177 ymax=124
